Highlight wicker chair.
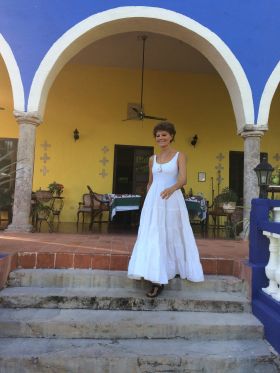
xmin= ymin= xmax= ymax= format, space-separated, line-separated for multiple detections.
xmin=77 ymin=187 xmax=110 ymax=230
xmin=76 ymin=193 xmax=92 ymax=230
xmin=86 ymin=185 xmax=110 ymax=229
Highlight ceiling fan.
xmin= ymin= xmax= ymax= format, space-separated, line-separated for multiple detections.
xmin=123 ymin=35 xmax=167 ymax=122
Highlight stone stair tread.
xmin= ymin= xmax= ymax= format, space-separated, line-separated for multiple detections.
xmin=0 ymin=286 xmax=248 ymax=302
xmin=9 ymin=268 xmax=242 ymax=281
xmin=0 ymin=308 xmax=263 ymax=340
xmin=9 ymin=269 xmax=243 ymax=286
xmin=0 ymin=338 xmax=277 ymax=373
xmin=0 ymin=337 xmax=271 ymax=357
xmin=8 ymin=269 xmax=246 ymax=293
xmin=0 ymin=307 xmax=261 ymax=325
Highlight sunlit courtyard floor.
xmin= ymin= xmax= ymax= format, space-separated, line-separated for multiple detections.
xmin=0 ymin=219 xmax=248 ymax=274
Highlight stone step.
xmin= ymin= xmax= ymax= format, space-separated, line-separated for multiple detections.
xmin=7 ymin=269 xmax=246 ymax=292
xmin=0 ymin=338 xmax=277 ymax=373
xmin=0 ymin=286 xmax=250 ymax=312
xmin=0 ymin=308 xmax=263 ymax=340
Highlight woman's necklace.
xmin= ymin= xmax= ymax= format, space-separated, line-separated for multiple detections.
xmin=157 ymin=149 xmax=173 ymax=173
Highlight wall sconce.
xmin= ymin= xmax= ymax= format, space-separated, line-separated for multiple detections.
xmin=191 ymin=134 xmax=198 ymax=147
xmin=73 ymin=128 xmax=80 ymax=141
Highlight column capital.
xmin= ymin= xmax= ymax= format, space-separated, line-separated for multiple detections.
xmin=238 ymin=124 xmax=268 ymax=136
xmin=240 ymin=130 xmax=265 ymax=139
xmin=13 ymin=110 xmax=42 ymax=126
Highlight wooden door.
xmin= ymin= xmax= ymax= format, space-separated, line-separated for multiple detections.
xmin=113 ymin=145 xmax=153 ymax=196
xmin=229 ymin=151 xmax=268 ymax=205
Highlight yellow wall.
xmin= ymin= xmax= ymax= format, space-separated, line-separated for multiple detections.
xmin=0 ymin=56 xmax=18 ymax=138
xmin=261 ymin=85 xmax=280 ymax=161
xmin=35 ymin=64 xmax=241 ymax=221
xmin=1 ymin=57 xmax=280 ymax=222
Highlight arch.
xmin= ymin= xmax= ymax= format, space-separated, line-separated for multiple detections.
xmin=257 ymin=61 xmax=280 ymax=126
xmin=28 ymin=6 xmax=254 ymax=131
xmin=0 ymin=34 xmax=25 ymax=111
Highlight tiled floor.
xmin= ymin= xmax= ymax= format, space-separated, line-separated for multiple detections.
xmin=0 ymin=222 xmax=250 ymax=288
xmin=0 ymin=221 xmax=248 ymax=257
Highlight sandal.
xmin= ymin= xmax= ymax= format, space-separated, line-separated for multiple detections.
xmin=146 ymin=284 xmax=164 ymax=298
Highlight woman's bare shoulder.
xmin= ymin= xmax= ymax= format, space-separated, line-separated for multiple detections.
xmin=177 ymin=151 xmax=187 ymax=160
xmin=149 ymin=155 xmax=155 ymax=162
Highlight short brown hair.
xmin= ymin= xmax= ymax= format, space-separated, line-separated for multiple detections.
xmin=153 ymin=122 xmax=176 ymax=142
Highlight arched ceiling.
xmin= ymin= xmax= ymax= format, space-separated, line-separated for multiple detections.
xmin=69 ymin=31 xmax=217 ymax=74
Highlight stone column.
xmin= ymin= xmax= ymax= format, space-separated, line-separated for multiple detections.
xmin=7 ymin=111 xmax=42 ymax=232
xmin=241 ymin=128 xmax=265 ymax=231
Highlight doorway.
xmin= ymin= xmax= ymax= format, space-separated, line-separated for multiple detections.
xmin=113 ymin=145 xmax=154 ymax=196
xmin=229 ymin=151 xmax=267 ymax=204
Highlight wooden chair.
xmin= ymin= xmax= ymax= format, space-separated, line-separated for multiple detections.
xmin=86 ymin=185 xmax=110 ymax=229
xmin=76 ymin=193 xmax=92 ymax=230
xmin=224 ymin=206 xmax=244 ymax=239
xmin=33 ymin=190 xmax=54 ymax=232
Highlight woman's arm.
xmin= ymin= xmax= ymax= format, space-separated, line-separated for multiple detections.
xmin=146 ymin=156 xmax=154 ymax=192
xmin=160 ymin=152 xmax=187 ymax=199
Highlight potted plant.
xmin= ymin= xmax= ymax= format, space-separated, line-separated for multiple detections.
xmin=48 ymin=181 xmax=64 ymax=196
xmin=214 ymin=187 xmax=238 ymax=213
xmin=270 ymin=168 xmax=280 ymax=185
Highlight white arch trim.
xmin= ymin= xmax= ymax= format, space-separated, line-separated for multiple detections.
xmin=28 ymin=6 xmax=254 ymax=131
xmin=0 ymin=34 xmax=25 ymax=111
xmin=257 ymin=61 xmax=280 ymax=126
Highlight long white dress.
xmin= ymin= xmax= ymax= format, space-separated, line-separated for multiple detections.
xmin=128 ymin=152 xmax=204 ymax=285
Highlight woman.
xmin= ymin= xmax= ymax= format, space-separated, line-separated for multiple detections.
xmin=128 ymin=122 xmax=204 ymax=297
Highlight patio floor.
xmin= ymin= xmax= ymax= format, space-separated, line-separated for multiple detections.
xmin=0 ymin=222 xmax=250 ymax=286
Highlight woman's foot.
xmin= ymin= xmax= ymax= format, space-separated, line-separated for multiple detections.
xmin=146 ymin=284 xmax=164 ymax=298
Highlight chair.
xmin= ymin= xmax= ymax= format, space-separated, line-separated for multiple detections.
xmin=224 ymin=206 xmax=244 ymax=239
xmin=33 ymin=190 xmax=54 ymax=232
xmin=51 ymin=196 xmax=64 ymax=231
xmin=86 ymin=185 xmax=110 ymax=229
xmin=208 ymin=204 xmax=244 ymax=239
xmin=76 ymin=193 xmax=92 ymax=230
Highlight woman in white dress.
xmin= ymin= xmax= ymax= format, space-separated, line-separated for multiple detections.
xmin=128 ymin=122 xmax=204 ymax=297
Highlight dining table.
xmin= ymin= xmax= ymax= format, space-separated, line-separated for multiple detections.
xmin=109 ymin=194 xmax=142 ymax=220
xmin=185 ymin=195 xmax=208 ymax=236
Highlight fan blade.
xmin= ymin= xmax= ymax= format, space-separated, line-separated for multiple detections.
xmin=143 ymin=114 xmax=167 ymax=121
xmin=0 ymin=107 xmax=5 ymax=110
xmin=132 ymin=107 xmax=140 ymax=113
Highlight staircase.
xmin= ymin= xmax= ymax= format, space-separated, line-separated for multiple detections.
xmin=0 ymin=269 xmax=278 ymax=372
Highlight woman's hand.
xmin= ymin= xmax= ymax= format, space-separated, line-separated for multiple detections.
xmin=160 ymin=186 xmax=176 ymax=199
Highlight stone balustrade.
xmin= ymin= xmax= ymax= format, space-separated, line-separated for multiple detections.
xmin=262 ymin=207 xmax=280 ymax=302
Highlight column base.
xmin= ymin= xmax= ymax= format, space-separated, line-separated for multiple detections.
xmin=6 ymin=223 xmax=34 ymax=233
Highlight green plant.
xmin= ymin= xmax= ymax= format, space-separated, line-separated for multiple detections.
xmin=215 ymin=187 xmax=238 ymax=204
xmin=270 ymin=168 xmax=280 ymax=185
xmin=48 ymin=181 xmax=64 ymax=195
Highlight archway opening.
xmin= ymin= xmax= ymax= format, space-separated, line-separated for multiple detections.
xmin=33 ymin=30 xmax=245 ymax=231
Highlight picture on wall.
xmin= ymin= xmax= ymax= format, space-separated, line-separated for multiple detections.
xmin=198 ymin=172 xmax=206 ymax=182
